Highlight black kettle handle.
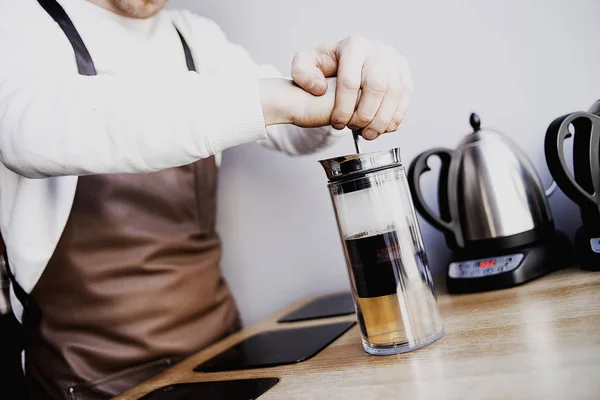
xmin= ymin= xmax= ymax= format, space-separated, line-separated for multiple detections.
xmin=544 ymin=112 xmax=600 ymax=210
xmin=408 ymin=148 xmax=464 ymax=248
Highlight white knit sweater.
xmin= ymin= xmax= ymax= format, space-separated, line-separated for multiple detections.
xmin=0 ymin=0 xmax=344 ymax=320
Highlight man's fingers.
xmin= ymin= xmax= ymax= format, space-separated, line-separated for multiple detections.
xmin=387 ymin=92 xmax=412 ymax=132
xmin=386 ymin=58 xmax=414 ymax=132
xmin=361 ymin=65 xmax=402 ymax=140
xmin=346 ymin=45 xmax=393 ymax=138
xmin=293 ymin=35 xmax=413 ymax=135
xmin=330 ymin=36 xmax=370 ymax=130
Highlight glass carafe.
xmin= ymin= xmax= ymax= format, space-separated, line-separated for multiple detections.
xmin=320 ymin=148 xmax=443 ymax=355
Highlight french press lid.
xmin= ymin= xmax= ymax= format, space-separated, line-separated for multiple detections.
xmin=319 ymin=148 xmax=402 ymax=182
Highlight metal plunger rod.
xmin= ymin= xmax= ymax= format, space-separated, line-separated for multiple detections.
xmin=352 ymin=130 xmax=362 ymax=154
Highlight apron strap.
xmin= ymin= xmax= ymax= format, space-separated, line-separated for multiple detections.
xmin=3 ymin=251 xmax=30 ymax=311
xmin=177 ymin=29 xmax=197 ymax=72
xmin=2 ymin=242 xmax=41 ymax=350
xmin=37 ymin=0 xmax=97 ymax=75
xmin=36 ymin=0 xmax=197 ymax=75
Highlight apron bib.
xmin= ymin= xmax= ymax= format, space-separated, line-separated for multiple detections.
xmin=18 ymin=1 xmax=240 ymax=398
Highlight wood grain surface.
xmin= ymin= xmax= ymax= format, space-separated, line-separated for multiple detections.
xmin=116 ymin=268 xmax=600 ymax=400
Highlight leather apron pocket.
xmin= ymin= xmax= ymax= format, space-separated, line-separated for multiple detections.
xmin=66 ymin=358 xmax=172 ymax=400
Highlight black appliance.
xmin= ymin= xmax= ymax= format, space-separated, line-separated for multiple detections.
xmin=545 ymin=100 xmax=600 ymax=271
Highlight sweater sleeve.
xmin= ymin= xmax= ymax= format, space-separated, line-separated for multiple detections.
xmin=0 ymin=69 xmax=267 ymax=179
xmin=260 ymin=123 xmax=348 ymax=156
xmin=0 ymin=10 xmax=267 ymax=179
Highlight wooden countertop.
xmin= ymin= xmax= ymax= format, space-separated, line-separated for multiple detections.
xmin=117 ymin=269 xmax=600 ymax=399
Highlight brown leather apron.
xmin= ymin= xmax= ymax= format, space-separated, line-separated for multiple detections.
xmin=18 ymin=1 xmax=240 ymax=398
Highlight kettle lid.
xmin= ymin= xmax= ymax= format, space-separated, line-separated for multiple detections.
xmin=457 ymin=113 xmax=504 ymax=148
xmin=469 ymin=113 xmax=482 ymax=132
xmin=589 ymin=99 xmax=600 ymax=116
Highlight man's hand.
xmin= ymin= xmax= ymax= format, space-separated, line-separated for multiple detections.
xmin=291 ymin=36 xmax=414 ymax=140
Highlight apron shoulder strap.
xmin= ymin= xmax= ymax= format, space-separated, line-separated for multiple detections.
xmin=176 ymin=28 xmax=196 ymax=72
xmin=37 ymin=0 xmax=197 ymax=75
xmin=37 ymin=0 xmax=97 ymax=75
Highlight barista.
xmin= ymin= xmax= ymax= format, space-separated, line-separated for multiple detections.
xmin=0 ymin=0 xmax=413 ymax=398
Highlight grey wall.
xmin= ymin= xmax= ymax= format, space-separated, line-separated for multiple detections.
xmin=169 ymin=0 xmax=600 ymax=325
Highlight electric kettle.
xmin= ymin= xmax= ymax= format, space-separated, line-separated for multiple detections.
xmin=544 ymin=100 xmax=600 ymax=271
xmin=408 ymin=113 xmax=571 ymax=293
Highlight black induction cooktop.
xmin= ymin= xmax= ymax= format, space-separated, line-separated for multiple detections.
xmin=193 ymin=321 xmax=356 ymax=373
xmin=139 ymin=378 xmax=279 ymax=400
xmin=278 ymin=292 xmax=355 ymax=323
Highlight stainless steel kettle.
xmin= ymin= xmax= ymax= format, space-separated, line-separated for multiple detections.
xmin=408 ymin=113 xmax=555 ymax=252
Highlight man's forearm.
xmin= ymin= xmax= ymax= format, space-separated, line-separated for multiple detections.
xmin=259 ymin=79 xmax=293 ymax=126
xmin=259 ymin=77 xmax=337 ymax=128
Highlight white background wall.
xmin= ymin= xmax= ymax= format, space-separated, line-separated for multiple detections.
xmin=170 ymin=0 xmax=600 ymax=325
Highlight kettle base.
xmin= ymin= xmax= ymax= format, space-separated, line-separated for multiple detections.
xmin=575 ymin=227 xmax=600 ymax=271
xmin=446 ymin=231 xmax=572 ymax=294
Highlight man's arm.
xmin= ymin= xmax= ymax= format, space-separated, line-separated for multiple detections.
xmin=174 ymin=11 xmax=343 ymax=157
xmin=1 ymin=8 xmax=412 ymax=178
xmin=175 ymin=12 xmax=413 ymax=157
xmin=0 ymin=9 xmax=338 ymax=178
xmin=0 ymin=64 xmax=274 ymax=178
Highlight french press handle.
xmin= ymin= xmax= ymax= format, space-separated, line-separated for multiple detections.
xmin=544 ymin=112 xmax=600 ymax=213
xmin=408 ymin=148 xmax=464 ymax=248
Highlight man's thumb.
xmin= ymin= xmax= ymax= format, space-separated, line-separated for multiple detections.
xmin=291 ymin=50 xmax=328 ymax=96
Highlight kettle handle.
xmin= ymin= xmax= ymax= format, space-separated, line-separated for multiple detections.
xmin=408 ymin=148 xmax=464 ymax=248
xmin=544 ymin=112 xmax=600 ymax=210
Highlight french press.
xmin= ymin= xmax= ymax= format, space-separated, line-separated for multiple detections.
xmin=319 ymin=144 xmax=443 ymax=355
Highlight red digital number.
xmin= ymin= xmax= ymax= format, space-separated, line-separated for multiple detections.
xmin=479 ymin=259 xmax=496 ymax=268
